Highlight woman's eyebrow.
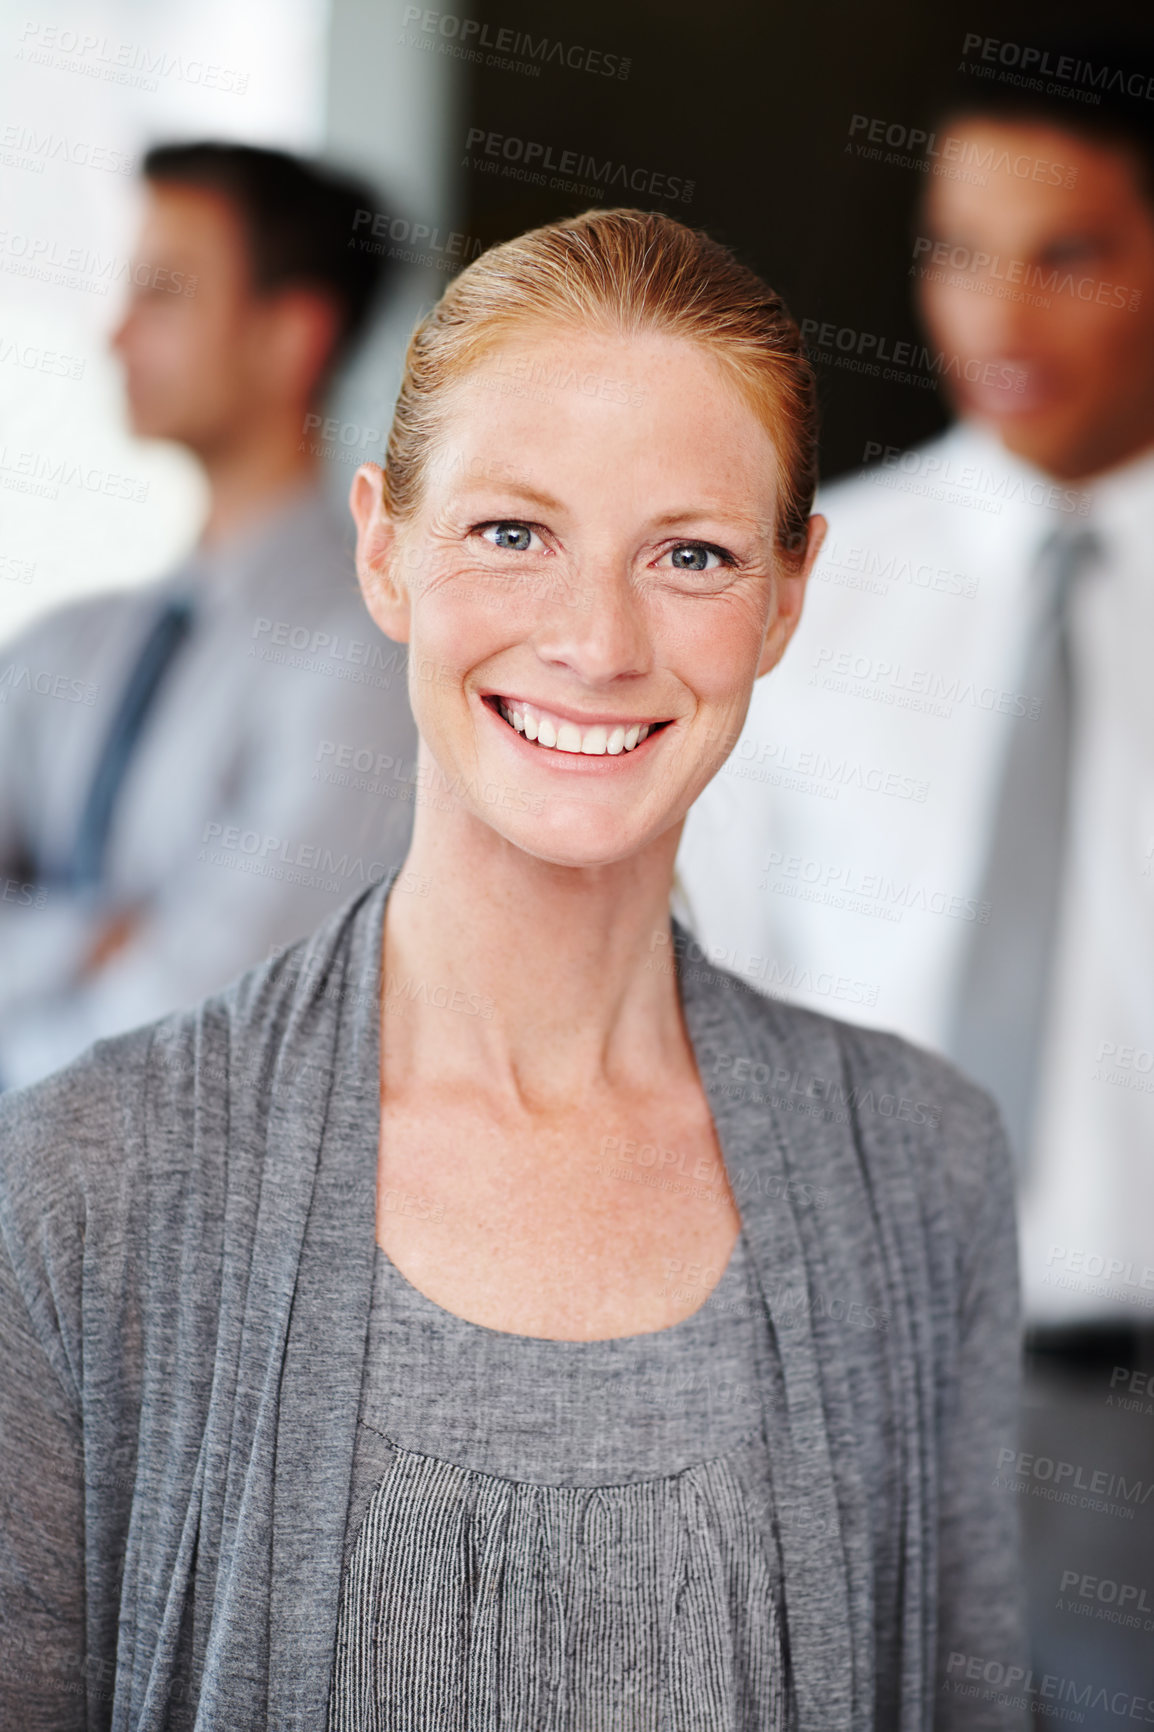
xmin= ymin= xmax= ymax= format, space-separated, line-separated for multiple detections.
xmin=449 ymin=483 xmax=769 ymax=538
xmin=453 ymin=478 xmax=568 ymax=514
xmin=647 ymin=506 xmax=769 ymax=534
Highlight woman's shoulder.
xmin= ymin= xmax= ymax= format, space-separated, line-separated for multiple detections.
xmin=0 ymin=1021 xmax=154 ymax=1235
xmin=0 ymin=884 xmax=379 ymax=1241
xmin=676 ymin=920 xmax=997 ymax=1111
xmin=679 ymin=933 xmax=1011 ymax=1227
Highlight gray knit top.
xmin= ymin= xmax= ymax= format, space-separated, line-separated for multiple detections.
xmin=326 ymin=1230 xmax=788 ymax=1729
xmin=0 ymin=870 xmax=1028 ymax=1729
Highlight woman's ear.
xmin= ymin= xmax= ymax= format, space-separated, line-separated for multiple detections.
xmin=349 ymin=463 xmax=411 ymax=644
xmin=755 ymin=513 xmax=827 ymax=680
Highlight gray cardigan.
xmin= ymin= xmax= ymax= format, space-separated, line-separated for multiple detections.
xmin=0 ymin=868 xmax=1026 ymax=1730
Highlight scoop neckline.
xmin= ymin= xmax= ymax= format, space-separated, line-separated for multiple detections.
xmin=373 ymin=1226 xmax=748 ymax=1346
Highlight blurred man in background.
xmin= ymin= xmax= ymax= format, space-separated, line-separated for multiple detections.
xmin=679 ymin=53 xmax=1154 ymax=1715
xmin=0 ymin=142 xmax=417 ymax=1089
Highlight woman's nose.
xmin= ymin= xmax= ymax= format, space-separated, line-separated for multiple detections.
xmin=531 ymin=566 xmax=652 ymax=686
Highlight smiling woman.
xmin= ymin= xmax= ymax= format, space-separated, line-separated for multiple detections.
xmin=0 ymin=210 xmax=1026 ymax=1730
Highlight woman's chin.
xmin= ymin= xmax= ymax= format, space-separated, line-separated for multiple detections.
xmin=481 ymin=807 xmax=674 ymax=873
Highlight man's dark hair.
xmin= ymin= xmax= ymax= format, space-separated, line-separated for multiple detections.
xmin=933 ymin=37 xmax=1154 ymax=208
xmin=142 ymin=140 xmax=391 ymax=375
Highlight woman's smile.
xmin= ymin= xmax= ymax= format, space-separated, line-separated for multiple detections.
xmin=482 ymin=691 xmax=674 ymax=763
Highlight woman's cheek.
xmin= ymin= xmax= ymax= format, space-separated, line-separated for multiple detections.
xmin=411 ymin=569 xmax=504 ymax=660
xmin=666 ymin=597 xmax=766 ymax=707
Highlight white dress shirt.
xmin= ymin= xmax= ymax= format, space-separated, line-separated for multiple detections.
xmin=0 ymin=486 xmax=418 ymax=1089
xmin=678 ymin=420 xmax=1154 ymax=1324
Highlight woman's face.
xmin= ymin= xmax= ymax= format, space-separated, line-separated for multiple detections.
xmin=352 ymin=326 xmax=824 ymax=869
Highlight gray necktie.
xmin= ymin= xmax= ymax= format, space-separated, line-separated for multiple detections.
xmin=66 ymin=594 xmax=197 ymax=890
xmin=947 ymin=521 xmax=1102 ymax=1170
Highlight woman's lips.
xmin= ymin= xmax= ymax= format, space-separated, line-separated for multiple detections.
xmin=484 ymin=694 xmax=671 ymax=758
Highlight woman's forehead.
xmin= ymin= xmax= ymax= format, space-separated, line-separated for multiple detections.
xmin=424 ymin=335 xmax=781 ymax=508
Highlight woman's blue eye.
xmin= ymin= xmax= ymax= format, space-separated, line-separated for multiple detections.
xmin=484 ymin=522 xmax=534 ymax=551
xmin=669 ymin=543 xmax=723 ymax=571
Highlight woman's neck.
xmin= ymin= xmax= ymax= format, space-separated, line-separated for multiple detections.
xmin=382 ymin=797 xmax=693 ymax=1111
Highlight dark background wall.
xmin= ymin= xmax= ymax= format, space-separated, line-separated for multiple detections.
xmin=456 ymin=0 xmax=1154 ymax=481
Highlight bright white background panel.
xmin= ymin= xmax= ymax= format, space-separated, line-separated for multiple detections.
xmin=0 ymin=0 xmax=329 ymax=643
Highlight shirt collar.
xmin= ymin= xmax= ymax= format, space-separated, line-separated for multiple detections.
xmin=953 ymin=418 xmax=1154 ymax=544
xmin=1076 ymin=441 xmax=1154 ymax=541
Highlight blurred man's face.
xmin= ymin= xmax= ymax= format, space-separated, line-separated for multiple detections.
xmin=917 ymin=121 xmax=1154 ymax=480
xmin=111 ymin=183 xmax=296 ymax=456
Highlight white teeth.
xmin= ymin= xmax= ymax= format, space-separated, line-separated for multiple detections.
xmin=494 ymin=698 xmax=662 ymax=758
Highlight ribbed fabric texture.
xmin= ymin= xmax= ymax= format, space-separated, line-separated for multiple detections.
xmin=327 ymin=1439 xmax=785 ymax=1731
xmin=326 ymin=1231 xmax=787 ymax=1729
